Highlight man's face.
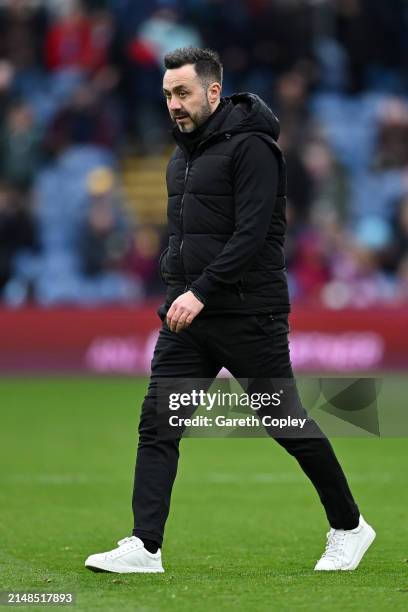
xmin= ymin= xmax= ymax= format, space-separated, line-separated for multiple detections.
xmin=163 ymin=64 xmax=213 ymax=133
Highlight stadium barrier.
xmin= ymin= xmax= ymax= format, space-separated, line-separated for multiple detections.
xmin=0 ymin=305 xmax=406 ymax=374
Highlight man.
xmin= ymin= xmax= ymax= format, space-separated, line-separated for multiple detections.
xmin=85 ymin=47 xmax=375 ymax=574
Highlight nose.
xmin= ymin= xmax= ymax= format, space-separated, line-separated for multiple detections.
xmin=168 ymin=97 xmax=182 ymax=111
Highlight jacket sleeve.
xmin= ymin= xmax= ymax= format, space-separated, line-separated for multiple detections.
xmin=190 ymin=135 xmax=280 ymax=301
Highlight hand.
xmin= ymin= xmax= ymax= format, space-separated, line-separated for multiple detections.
xmin=166 ymin=290 xmax=204 ymax=333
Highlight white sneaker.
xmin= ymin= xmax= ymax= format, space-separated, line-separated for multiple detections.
xmin=314 ymin=515 xmax=376 ymax=571
xmin=85 ymin=536 xmax=164 ymax=573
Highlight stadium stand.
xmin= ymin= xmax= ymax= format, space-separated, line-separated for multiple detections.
xmin=0 ymin=0 xmax=408 ymax=308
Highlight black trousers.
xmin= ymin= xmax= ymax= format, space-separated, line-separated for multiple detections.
xmin=132 ymin=313 xmax=360 ymax=546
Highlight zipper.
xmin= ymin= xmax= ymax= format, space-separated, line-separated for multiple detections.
xmin=179 ymin=162 xmax=190 ymax=286
xmin=176 ymin=132 xmax=230 ymax=289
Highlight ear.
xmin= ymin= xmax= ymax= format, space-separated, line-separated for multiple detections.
xmin=208 ymin=82 xmax=222 ymax=105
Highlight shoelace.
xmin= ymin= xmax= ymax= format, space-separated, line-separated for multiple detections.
xmin=322 ymin=530 xmax=346 ymax=560
xmin=106 ymin=536 xmax=141 ymax=559
xmin=117 ymin=536 xmax=139 ymax=547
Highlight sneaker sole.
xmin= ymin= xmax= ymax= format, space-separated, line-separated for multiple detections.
xmin=85 ymin=563 xmax=164 ymax=574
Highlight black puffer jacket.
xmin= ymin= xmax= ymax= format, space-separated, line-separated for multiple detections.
xmin=159 ymin=92 xmax=290 ymax=317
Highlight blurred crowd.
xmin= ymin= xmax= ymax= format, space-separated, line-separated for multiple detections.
xmin=1 ymin=0 xmax=408 ymax=307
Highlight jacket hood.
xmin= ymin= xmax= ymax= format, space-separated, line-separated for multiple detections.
xmin=220 ymin=92 xmax=280 ymax=141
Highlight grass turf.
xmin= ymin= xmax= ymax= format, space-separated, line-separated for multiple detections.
xmin=0 ymin=377 xmax=407 ymax=611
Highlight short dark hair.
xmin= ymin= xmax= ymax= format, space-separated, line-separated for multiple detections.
xmin=164 ymin=47 xmax=223 ymax=86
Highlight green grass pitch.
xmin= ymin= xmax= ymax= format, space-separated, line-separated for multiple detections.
xmin=0 ymin=377 xmax=407 ymax=611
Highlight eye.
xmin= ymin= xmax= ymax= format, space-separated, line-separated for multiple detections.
xmin=179 ymin=91 xmax=188 ymax=98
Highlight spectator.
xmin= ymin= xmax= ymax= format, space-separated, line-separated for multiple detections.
xmin=374 ymin=99 xmax=408 ymax=170
xmin=334 ymin=0 xmax=405 ymax=92
xmin=0 ymin=61 xmax=15 ymax=128
xmin=0 ymin=183 xmax=38 ymax=293
xmin=79 ymin=166 xmax=131 ymax=277
xmin=322 ymin=220 xmax=394 ymax=308
xmin=290 ymin=230 xmax=331 ymax=301
xmin=386 ymin=194 xmax=408 ymax=272
xmin=250 ymin=0 xmax=314 ymax=75
xmin=126 ymin=225 xmax=165 ymax=297
xmin=394 ymin=254 xmax=408 ymax=303
xmin=0 ymin=0 xmax=47 ymax=72
xmin=0 ymin=100 xmax=42 ymax=188
xmin=303 ymin=140 xmax=349 ymax=224
xmin=45 ymin=81 xmax=120 ymax=154
xmin=125 ymin=7 xmax=202 ymax=149
xmin=134 ymin=7 xmax=202 ymax=66
xmin=274 ymin=68 xmax=311 ymax=143
xmin=45 ymin=0 xmax=114 ymax=73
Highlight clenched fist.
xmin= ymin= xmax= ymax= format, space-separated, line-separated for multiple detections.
xmin=166 ymin=290 xmax=204 ymax=333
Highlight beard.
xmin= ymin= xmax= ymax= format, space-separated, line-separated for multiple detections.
xmin=173 ymin=98 xmax=213 ymax=133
